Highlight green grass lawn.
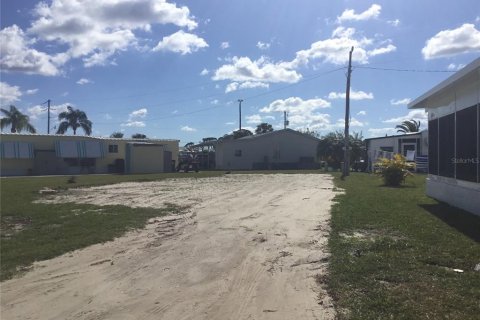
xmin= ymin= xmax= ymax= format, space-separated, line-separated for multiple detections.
xmin=0 ymin=172 xmax=223 ymax=280
xmin=327 ymin=173 xmax=480 ymax=320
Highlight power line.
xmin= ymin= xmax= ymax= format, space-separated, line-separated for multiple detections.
xmin=91 ymin=66 xmax=348 ymax=123
xmin=353 ymin=65 xmax=456 ymax=73
xmin=244 ymin=66 xmax=346 ymax=101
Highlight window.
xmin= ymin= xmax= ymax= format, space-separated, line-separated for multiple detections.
xmin=234 ymin=149 xmax=242 ymax=157
xmin=428 ymin=119 xmax=438 ymax=175
xmin=456 ymin=105 xmax=477 ymax=182
xmin=439 ymin=113 xmax=455 ymax=178
xmin=108 ymin=144 xmax=118 ymax=153
xmin=380 ymin=146 xmax=393 ymax=152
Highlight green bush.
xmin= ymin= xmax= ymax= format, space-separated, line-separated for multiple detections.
xmin=376 ymin=154 xmax=414 ymax=186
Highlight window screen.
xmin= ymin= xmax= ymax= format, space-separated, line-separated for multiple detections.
xmin=456 ymin=105 xmax=477 ymax=182
xmin=428 ymin=119 xmax=438 ymax=175
xmin=439 ymin=113 xmax=455 ymax=178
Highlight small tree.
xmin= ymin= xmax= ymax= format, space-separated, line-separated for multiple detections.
xmin=110 ymin=132 xmax=124 ymax=138
xmin=255 ymin=123 xmax=273 ymax=134
xmin=0 ymin=105 xmax=36 ymax=133
xmin=317 ymin=131 xmax=365 ymax=170
xmin=56 ymin=106 xmax=92 ymax=135
xmin=132 ymin=133 xmax=147 ymax=139
xmin=233 ymin=129 xmax=253 ymax=139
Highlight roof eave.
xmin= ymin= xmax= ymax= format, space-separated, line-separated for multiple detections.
xmin=408 ymin=57 xmax=480 ymax=110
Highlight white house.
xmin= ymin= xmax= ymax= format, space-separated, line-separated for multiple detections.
xmin=408 ymin=57 xmax=479 ymax=215
xmin=215 ymin=129 xmax=320 ymax=170
xmin=365 ymin=131 xmax=429 ymax=172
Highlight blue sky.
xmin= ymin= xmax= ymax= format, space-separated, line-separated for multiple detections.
xmin=1 ymin=0 xmax=479 ymax=145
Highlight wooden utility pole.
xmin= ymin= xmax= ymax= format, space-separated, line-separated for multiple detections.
xmin=47 ymin=99 xmax=51 ymax=134
xmin=342 ymin=47 xmax=354 ymax=179
xmin=284 ymin=111 xmax=288 ymax=129
xmin=238 ymin=99 xmax=243 ymax=131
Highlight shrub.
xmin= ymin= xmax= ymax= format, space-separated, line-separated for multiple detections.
xmin=375 ymin=154 xmax=414 ymax=186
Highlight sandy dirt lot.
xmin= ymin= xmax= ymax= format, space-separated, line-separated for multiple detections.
xmin=1 ymin=174 xmax=337 ymax=320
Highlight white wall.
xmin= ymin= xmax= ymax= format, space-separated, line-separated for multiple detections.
xmin=423 ymin=65 xmax=480 ymax=215
xmin=426 ymin=175 xmax=480 ymax=215
xmin=216 ymin=130 xmax=319 ymax=170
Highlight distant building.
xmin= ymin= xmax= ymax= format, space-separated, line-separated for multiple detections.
xmin=365 ymin=131 xmax=428 ymax=172
xmin=409 ymin=57 xmax=479 ymax=215
xmin=0 ymin=133 xmax=179 ymax=176
xmin=215 ymin=129 xmax=320 ymax=170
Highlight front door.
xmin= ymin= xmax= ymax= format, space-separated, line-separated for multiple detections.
xmin=402 ymin=143 xmax=416 ymax=160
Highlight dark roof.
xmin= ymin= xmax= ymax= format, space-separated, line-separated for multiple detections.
xmin=232 ymin=128 xmax=320 ymax=142
xmin=364 ymin=131 xmax=425 ymax=141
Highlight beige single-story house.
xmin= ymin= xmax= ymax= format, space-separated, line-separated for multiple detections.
xmin=0 ymin=133 xmax=179 ymax=176
xmin=408 ymin=57 xmax=479 ymax=215
xmin=215 ymin=129 xmax=320 ymax=170
xmin=365 ymin=130 xmax=428 ymax=172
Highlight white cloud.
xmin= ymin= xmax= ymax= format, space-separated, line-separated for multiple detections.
xmin=422 ymin=24 xmax=480 ymax=59
xmin=220 ymin=42 xmax=230 ymax=49
xmin=357 ymin=110 xmax=366 ymax=116
xmin=76 ymin=78 xmax=92 ymax=85
xmin=27 ymin=102 xmax=69 ymax=120
xmin=129 ymin=108 xmax=148 ymax=120
xmin=25 ymin=89 xmax=39 ymax=95
xmin=336 ymin=117 xmax=365 ymax=127
xmin=447 ymin=63 xmax=466 ymax=71
xmin=387 ymin=19 xmax=400 ymax=27
xmin=26 ymin=105 xmax=45 ymax=120
xmin=181 ymin=125 xmax=196 ymax=132
xmin=200 ymin=68 xmax=209 ymax=76
xmin=390 ymin=98 xmax=412 ymax=106
xmin=0 ymin=25 xmax=61 ymax=76
xmin=225 ymin=81 xmax=269 ymax=93
xmin=383 ymin=110 xmax=428 ymax=124
xmin=121 ymin=121 xmax=146 ymax=127
xmin=211 ymin=99 xmax=219 ymax=105
xmin=287 ymin=26 xmax=396 ymax=66
xmin=368 ymin=44 xmax=396 ymax=56
xmin=0 ymin=82 xmax=22 ymax=104
xmin=327 ymin=89 xmax=374 ymax=100
xmin=245 ymin=114 xmax=262 ymax=124
xmin=225 ymin=121 xmax=235 ymax=126
xmin=256 ymin=41 xmax=270 ymax=50
xmin=337 ymin=4 xmax=381 ymax=23
xmin=260 ymin=97 xmax=332 ymax=130
xmin=21 ymin=0 xmax=198 ymax=69
xmin=213 ymin=56 xmax=301 ymax=85
xmin=153 ymin=30 xmax=208 ymax=55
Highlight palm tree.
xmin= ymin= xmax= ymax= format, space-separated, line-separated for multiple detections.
xmin=56 ymin=106 xmax=92 ymax=135
xmin=0 ymin=105 xmax=36 ymax=133
xmin=395 ymin=119 xmax=421 ymax=133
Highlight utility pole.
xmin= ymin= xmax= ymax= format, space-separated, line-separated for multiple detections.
xmin=342 ymin=46 xmax=354 ymax=179
xmin=238 ymin=99 xmax=243 ymax=131
xmin=47 ymin=99 xmax=51 ymax=134
xmin=284 ymin=111 xmax=289 ymax=129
